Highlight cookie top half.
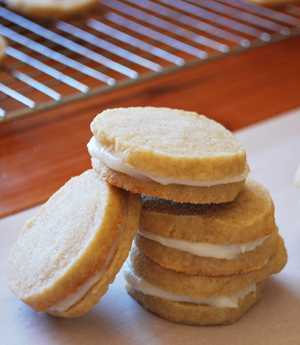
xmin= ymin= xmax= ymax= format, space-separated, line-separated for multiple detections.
xmin=7 ymin=169 xmax=141 ymax=317
xmin=89 ymin=107 xmax=248 ymax=184
xmin=139 ymin=178 xmax=276 ymax=244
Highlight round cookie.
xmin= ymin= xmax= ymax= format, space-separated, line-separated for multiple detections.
xmin=7 ymin=169 xmax=141 ymax=318
xmin=128 ymin=239 xmax=287 ymax=299
xmin=139 ymin=178 xmax=276 ymax=244
xmin=126 ymin=280 xmax=266 ymax=326
xmin=6 ymin=0 xmax=98 ymax=19
xmin=135 ymin=228 xmax=278 ymax=276
xmin=137 ymin=178 xmax=278 ymax=275
xmin=88 ymin=107 xmax=249 ymax=204
xmin=92 ymin=159 xmax=246 ymax=205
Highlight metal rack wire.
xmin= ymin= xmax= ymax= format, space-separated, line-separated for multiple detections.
xmin=0 ymin=0 xmax=300 ymax=123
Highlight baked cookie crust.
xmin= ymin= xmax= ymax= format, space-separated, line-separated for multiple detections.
xmin=135 ymin=227 xmax=278 ymax=276
xmin=92 ymin=158 xmax=246 ymax=204
xmin=139 ymin=178 xmax=276 ymax=243
xmin=7 ymin=169 xmax=141 ymax=317
xmin=129 ymin=237 xmax=287 ymax=299
xmin=49 ymin=192 xmax=141 ymax=318
xmin=126 ymin=279 xmax=266 ymax=325
xmin=90 ymin=107 xmax=247 ymax=182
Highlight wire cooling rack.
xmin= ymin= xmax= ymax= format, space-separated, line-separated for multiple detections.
xmin=0 ymin=0 xmax=300 ymax=122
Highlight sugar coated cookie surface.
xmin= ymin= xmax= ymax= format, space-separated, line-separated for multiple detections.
xmin=90 ymin=107 xmax=247 ymax=182
xmin=7 ymin=0 xmax=98 ymax=18
xmin=7 ymin=169 xmax=141 ymax=317
xmin=89 ymin=107 xmax=249 ymax=203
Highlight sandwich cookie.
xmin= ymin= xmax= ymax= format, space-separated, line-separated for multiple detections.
xmin=88 ymin=107 xmax=249 ymax=204
xmin=136 ymin=178 xmax=279 ymax=276
xmin=124 ymin=238 xmax=287 ymax=325
xmin=6 ymin=0 xmax=98 ymax=19
xmin=7 ymin=169 xmax=141 ymax=318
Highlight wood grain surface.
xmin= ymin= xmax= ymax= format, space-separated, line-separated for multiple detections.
xmin=1 ymin=35 xmax=300 ymax=218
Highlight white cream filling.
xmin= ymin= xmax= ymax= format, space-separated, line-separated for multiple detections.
xmin=48 ymin=207 xmax=127 ymax=313
xmin=138 ymin=229 xmax=269 ymax=260
xmin=123 ymin=260 xmax=257 ymax=308
xmin=87 ymin=136 xmax=249 ymax=187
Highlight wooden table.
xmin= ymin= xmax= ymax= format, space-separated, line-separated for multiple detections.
xmin=1 ymin=34 xmax=300 ymax=218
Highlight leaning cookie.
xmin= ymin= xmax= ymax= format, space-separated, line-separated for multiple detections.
xmin=88 ymin=107 xmax=249 ymax=204
xmin=6 ymin=0 xmax=98 ymax=19
xmin=7 ymin=169 xmax=141 ymax=318
xmin=137 ymin=178 xmax=278 ymax=276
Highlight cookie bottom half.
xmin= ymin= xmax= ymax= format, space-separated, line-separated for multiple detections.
xmin=126 ymin=280 xmax=266 ymax=326
xmin=92 ymin=159 xmax=245 ymax=204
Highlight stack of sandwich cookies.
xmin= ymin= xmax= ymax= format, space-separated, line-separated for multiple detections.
xmin=7 ymin=169 xmax=141 ymax=318
xmin=88 ymin=107 xmax=250 ymax=204
xmin=86 ymin=107 xmax=287 ymax=325
xmin=124 ymin=179 xmax=287 ymax=325
xmin=7 ymin=106 xmax=287 ymax=324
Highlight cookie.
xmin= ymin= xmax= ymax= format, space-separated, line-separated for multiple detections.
xmin=127 ymin=239 xmax=287 ymax=299
xmin=88 ymin=107 xmax=249 ymax=204
xmin=7 ymin=169 xmax=141 ymax=318
xmin=0 ymin=35 xmax=7 ymax=65
xmin=124 ymin=238 xmax=287 ymax=325
xmin=136 ymin=178 xmax=278 ymax=276
xmin=126 ymin=280 xmax=266 ymax=326
xmin=135 ymin=228 xmax=278 ymax=276
xmin=6 ymin=0 xmax=98 ymax=19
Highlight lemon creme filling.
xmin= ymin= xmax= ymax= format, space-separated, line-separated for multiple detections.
xmin=48 ymin=205 xmax=127 ymax=313
xmin=138 ymin=229 xmax=269 ymax=260
xmin=123 ymin=260 xmax=257 ymax=308
xmin=87 ymin=136 xmax=249 ymax=187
